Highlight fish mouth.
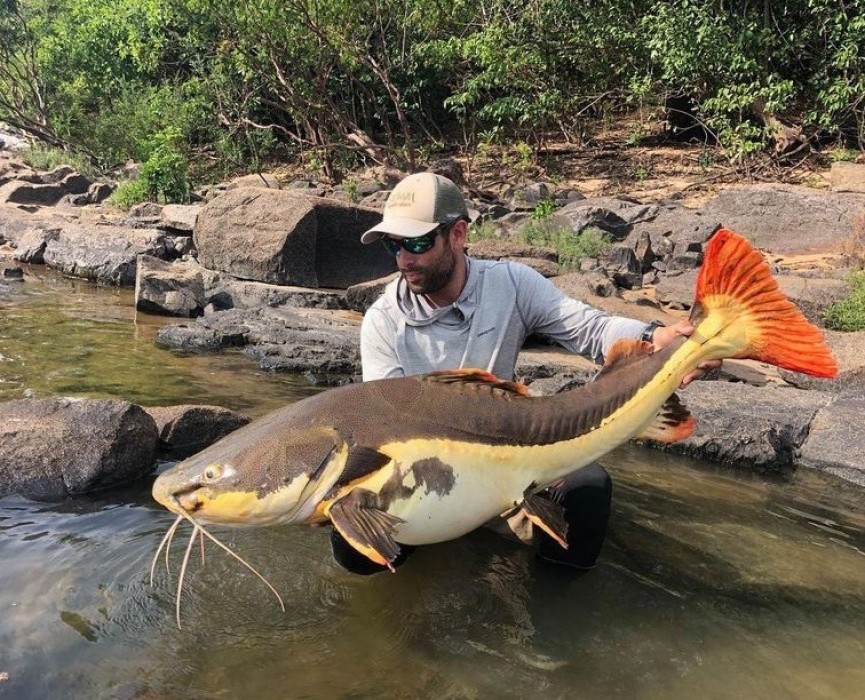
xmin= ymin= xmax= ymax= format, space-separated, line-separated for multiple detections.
xmin=152 ymin=473 xmax=203 ymax=514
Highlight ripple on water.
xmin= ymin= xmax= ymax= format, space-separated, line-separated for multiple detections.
xmin=2 ymin=272 xmax=865 ymax=699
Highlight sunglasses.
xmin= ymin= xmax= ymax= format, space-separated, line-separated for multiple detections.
xmin=380 ymin=221 xmax=451 ymax=256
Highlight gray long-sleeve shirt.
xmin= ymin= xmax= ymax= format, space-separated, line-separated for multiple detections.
xmin=360 ymin=256 xmax=649 ymax=381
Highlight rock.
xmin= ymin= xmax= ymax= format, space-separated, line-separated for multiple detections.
xmin=135 ymin=255 xmax=205 ymax=316
xmin=655 ymin=382 xmax=834 ymax=469
xmin=510 ymin=182 xmax=551 ymax=211
xmin=0 ymin=398 xmax=158 ymax=500
xmin=42 ymin=165 xmax=76 ymax=183
xmin=159 ymin=204 xmax=199 ymax=232
xmin=699 ymin=184 xmax=865 ymax=255
xmin=800 ymin=396 xmax=865 ymax=485
xmin=88 ymin=182 xmax=114 ymax=204
xmin=466 ymin=239 xmax=558 ymax=262
xmin=129 ymin=202 xmax=163 ymax=218
xmin=2 ymin=266 xmax=23 ymax=279
xmin=503 ymin=257 xmax=559 ymax=277
xmin=559 ymin=196 xmax=660 ymax=239
xmin=655 ymin=269 xmax=697 ymax=309
xmin=346 ymin=273 xmax=397 ymax=313
xmin=144 ymin=404 xmax=250 ymax=459
xmin=829 ymin=162 xmax=865 ymax=193
xmin=0 ymin=181 xmax=66 ymax=206
xmin=12 ymin=227 xmax=60 ymax=264
xmin=225 ymin=173 xmax=281 ymax=190
xmin=59 ymin=172 xmax=91 ymax=195
xmin=43 ymin=224 xmax=169 ymax=285
xmin=194 ymin=187 xmax=396 ymax=288
xmin=206 ymin=275 xmax=348 ymax=311
xmin=605 ymin=244 xmax=642 ymax=289
xmin=157 ymin=306 xmax=362 ymax=375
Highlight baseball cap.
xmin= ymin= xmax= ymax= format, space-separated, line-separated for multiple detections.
xmin=360 ymin=172 xmax=468 ymax=244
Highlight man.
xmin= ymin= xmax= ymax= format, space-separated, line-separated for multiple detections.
xmin=331 ymin=172 xmax=713 ymax=575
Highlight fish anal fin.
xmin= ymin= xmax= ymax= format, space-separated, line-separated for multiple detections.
xmin=693 ymin=228 xmax=837 ymax=378
xmin=597 ymin=339 xmax=655 ymax=377
xmin=327 ymin=488 xmax=404 ymax=571
xmin=518 ymin=489 xmax=569 ymax=550
xmin=637 ymin=392 xmax=695 ymax=443
xmin=424 ymin=368 xmax=530 ymax=396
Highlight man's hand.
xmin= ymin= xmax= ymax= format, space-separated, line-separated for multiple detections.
xmin=651 ymin=320 xmax=722 ymax=387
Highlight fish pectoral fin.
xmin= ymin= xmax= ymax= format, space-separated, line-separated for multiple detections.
xmin=636 ymin=392 xmax=695 ymax=444
xmin=327 ymin=488 xmax=405 ymax=572
xmin=334 ymin=445 xmax=393 ymax=489
xmin=518 ymin=489 xmax=569 ymax=550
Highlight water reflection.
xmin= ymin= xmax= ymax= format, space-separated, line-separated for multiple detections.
xmin=1 ymin=270 xmax=864 ymax=699
xmin=0 ymin=266 xmax=322 ymax=416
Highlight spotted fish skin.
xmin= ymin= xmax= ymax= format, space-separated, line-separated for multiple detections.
xmin=152 ymin=229 xmax=838 ymax=568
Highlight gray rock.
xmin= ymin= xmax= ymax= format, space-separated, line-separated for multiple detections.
xmin=346 ymin=274 xmax=396 ymax=313
xmin=0 ymin=181 xmax=67 ymax=206
xmin=59 ymin=172 xmax=91 ymax=195
xmin=135 ymin=255 xmax=205 ymax=316
xmin=699 ymin=184 xmax=865 ymax=255
xmin=206 ymin=275 xmax=348 ymax=311
xmin=144 ymin=404 xmax=250 ymax=459
xmin=129 ymin=202 xmax=163 ymax=218
xmin=0 ymin=398 xmax=158 ymax=500
xmin=559 ymin=196 xmax=660 ymax=239
xmin=12 ymin=227 xmax=60 ymax=264
xmin=605 ymin=244 xmax=642 ymax=289
xmin=159 ymin=204 xmax=199 ymax=232
xmin=654 ymin=382 xmax=834 ymax=469
xmin=510 ymin=183 xmax=551 ymax=211
xmin=88 ymin=182 xmax=114 ymax=204
xmin=800 ymin=396 xmax=865 ymax=485
xmin=194 ymin=188 xmax=396 ymax=288
xmin=43 ymin=224 xmax=169 ymax=285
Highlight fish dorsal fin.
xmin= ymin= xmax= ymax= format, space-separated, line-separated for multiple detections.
xmin=596 ymin=338 xmax=655 ymax=377
xmin=636 ymin=393 xmax=695 ymax=443
xmin=424 ymin=368 xmax=530 ymax=396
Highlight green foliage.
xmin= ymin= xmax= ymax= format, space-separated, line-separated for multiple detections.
xmin=517 ymin=221 xmax=612 ymax=271
xmin=824 ymin=272 xmax=865 ymax=331
xmin=108 ymin=178 xmax=150 ymax=208
xmin=467 ymin=219 xmax=501 ymax=242
xmin=138 ymin=128 xmax=190 ymax=202
xmin=21 ymin=144 xmax=95 ymax=176
xmin=2 ymin=0 xmax=864 ymax=171
xmin=531 ymin=198 xmax=557 ymax=221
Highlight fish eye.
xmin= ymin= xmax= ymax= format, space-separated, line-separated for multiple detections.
xmin=203 ymin=465 xmax=223 ymax=481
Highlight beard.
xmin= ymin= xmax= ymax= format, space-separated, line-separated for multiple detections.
xmin=400 ymin=243 xmax=457 ymax=297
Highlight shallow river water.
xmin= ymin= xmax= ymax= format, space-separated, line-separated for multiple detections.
xmin=1 ymin=269 xmax=864 ymax=699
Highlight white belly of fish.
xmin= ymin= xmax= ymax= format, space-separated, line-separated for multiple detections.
xmin=367 ymin=437 xmax=597 ymax=545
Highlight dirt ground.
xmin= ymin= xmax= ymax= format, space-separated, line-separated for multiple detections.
xmin=461 ymin=116 xmax=841 ymax=208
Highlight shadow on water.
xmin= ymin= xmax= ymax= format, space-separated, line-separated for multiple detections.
xmin=2 ymin=270 xmax=865 ymax=699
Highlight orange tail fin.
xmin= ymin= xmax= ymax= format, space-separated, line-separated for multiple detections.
xmin=691 ymin=228 xmax=838 ymax=378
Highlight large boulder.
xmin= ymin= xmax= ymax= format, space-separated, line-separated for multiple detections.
xmin=799 ymin=396 xmax=865 ymax=485
xmin=699 ymin=185 xmax=865 ymax=255
xmin=43 ymin=224 xmax=169 ymax=285
xmin=0 ymin=398 xmax=159 ymax=500
xmin=135 ymin=255 xmax=206 ymax=316
xmin=193 ymin=188 xmax=395 ymax=288
xmin=144 ymin=404 xmax=250 ymax=459
xmin=654 ymin=382 xmax=834 ymax=469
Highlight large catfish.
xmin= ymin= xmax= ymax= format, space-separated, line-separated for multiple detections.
xmin=151 ymin=229 xmax=837 ymax=622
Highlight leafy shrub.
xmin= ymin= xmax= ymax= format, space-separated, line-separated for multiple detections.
xmin=138 ymin=129 xmax=190 ymax=203
xmin=531 ymin=198 xmax=557 ymax=220
xmin=517 ymin=221 xmax=612 ymax=271
xmin=467 ymin=219 xmax=501 ymax=242
xmin=22 ymin=145 xmax=96 ymax=177
xmin=824 ymin=272 xmax=865 ymax=331
xmin=108 ymin=178 xmax=150 ymax=208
